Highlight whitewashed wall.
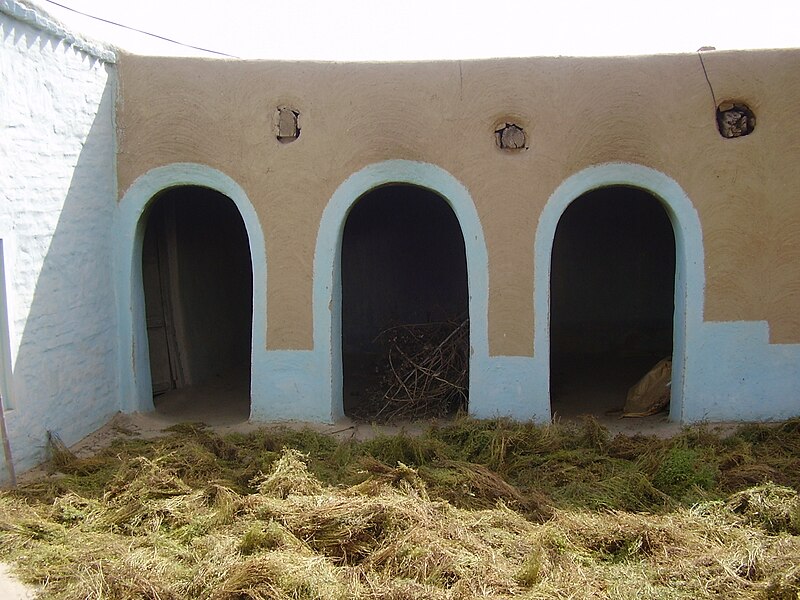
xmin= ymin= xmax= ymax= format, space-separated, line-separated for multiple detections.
xmin=0 ymin=4 xmax=118 ymax=480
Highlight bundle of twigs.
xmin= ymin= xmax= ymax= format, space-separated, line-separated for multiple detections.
xmin=368 ymin=317 xmax=469 ymax=422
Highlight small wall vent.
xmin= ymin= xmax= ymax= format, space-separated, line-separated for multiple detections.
xmin=276 ymin=107 xmax=300 ymax=143
xmin=717 ymin=102 xmax=755 ymax=139
xmin=495 ymin=123 xmax=527 ymax=150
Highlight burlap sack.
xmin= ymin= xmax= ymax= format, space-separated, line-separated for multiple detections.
xmin=623 ymin=357 xmax=672 ymax=417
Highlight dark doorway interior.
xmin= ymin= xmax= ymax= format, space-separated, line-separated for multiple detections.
xmin=550 ymin=186 xmax=675 ymax=419
xmin=142 ymin=186 xmax=252 ymax=423
xmin=341 ymin=184 xmax=469 ymax=420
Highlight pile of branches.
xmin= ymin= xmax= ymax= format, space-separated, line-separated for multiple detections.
xmin=367 ymin=317 xmax=469 ymax=422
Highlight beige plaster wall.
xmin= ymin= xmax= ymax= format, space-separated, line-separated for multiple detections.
xmin=116 ymin=49 xmax=800 ymax=353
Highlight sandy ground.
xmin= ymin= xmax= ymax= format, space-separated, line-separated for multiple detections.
xmin=0 ymin=563 xmax=38 ymax=599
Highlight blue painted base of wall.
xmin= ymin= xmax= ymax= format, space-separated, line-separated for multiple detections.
xmin=250 ymin=350 xmax=335 ymax=423
xmin=469 ymin=356 xmax=548 ymax=421
xmin=249 ymin=330 xmax=800 ymax=424
xmin=117 ymin=161 xmax=800 ymax=428
xmin=682 ymin=321 xmax=800 ymax=422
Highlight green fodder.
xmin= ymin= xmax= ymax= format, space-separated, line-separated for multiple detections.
xmin=238 ymin=521 xmax=304 ymax=555
xmin=227 ymin=450 xmax=547 ymax=596
xmin=163 ymin=422 xmax=242 ymax=461
xmin=225 ymin=426 xmax=350 ymax=488
xmin=349 ymin=456 xmax=428 ymax=497
xmin=211 ymin=552 xmax=345 ymax=600
xmin=345 ymin=452 xmax=554 ymax=519
xmin=525 ymin=504 xmax=800 ymax=600
xmin=50 ymin=492 xmax=104 ymax=525
xmin=607 ymin=432 xmax=666 ymax=461
xmin=515 ymin=548 xmax=546 ymax=588
xmin=147 ymin=438 xmax=231 ymax=486
xmin=720 ymin=463 xmax=790 ymax=490
xmin=223 ymin=425 xmax=339 ymax=462
xmin=46 ymin=431 xmax=82 ymax=473
xmin=0 ymin=494 xmax=67 ymax=548
xmin=250 ymin=490 xmax=423 ymax=565
xmin=419 ymin=459 xmax=553 ymax=518
xmin=428 ymin=416 xmax=564 ymax=471
xmin=35 ymin=433 xmax=153 ymax=501
xmin=574 ymin=415 xmax=612 ymax=452
xmin=655 ymin=419 xmax=800 ymax=497
xmin=357 ymin=432 xmax=446 ymax=468
xmin=0 ymin=493 xmax=189 ymax=599
xmin=252 ymin=448 xmax=323 ymax=499
xmin=48 ymin=549 xmax=184 ymax=600
xmin=764 ymin=565 xmax=800 ymax=600
xmin=725 ymin=483 xmax=800 ymax=534
xmin=237 ymin=450 xmax=546 ymax=595
xmin=557 ymin=468 xmax=674 ymax=512
xmin=97 ymin=455 xmax=193 ymax=534
xmin=652 ymin=446 xmax=717 ymax=499
xmin=726 ymin=420 xmax=800 ymax=490
xmin=3 ymin=420 xmax=800 ymax=599
xmin=92 ymin=454 xmax=240 ymax=538
xmin=366 ymin=501 xmax=538 ymax=593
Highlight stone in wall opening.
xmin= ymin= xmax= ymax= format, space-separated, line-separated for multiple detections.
xmin=276 ymin=107 xmax=300 ymax=142
xmin=341 ymin=184 xmax=469 ymax=421
xmin=717 ymin=102 xmax=755 ymax=138
xmin=141 ymin=186 xmax=253 ymax=424
xmin=495 ymin=123 xmax=527 ymax=150
xmin=550 ymin=186 xmax=676 ymax=421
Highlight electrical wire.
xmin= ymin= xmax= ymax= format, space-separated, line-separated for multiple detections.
xmin=696 ymin=49 xmax=718 ymax=111
xmin=42 ymin=0 xmax=239 ymax=58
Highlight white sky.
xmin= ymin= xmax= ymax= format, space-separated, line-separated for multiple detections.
xmin=34 ymin=0 xmax=800 ymax=60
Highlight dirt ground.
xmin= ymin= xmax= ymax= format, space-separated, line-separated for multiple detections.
xmin=0 ymin=563 xmax=38 ymax=599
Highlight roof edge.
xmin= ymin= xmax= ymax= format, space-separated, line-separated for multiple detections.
xmin=0 ymin=0 xmax=116 ymax=63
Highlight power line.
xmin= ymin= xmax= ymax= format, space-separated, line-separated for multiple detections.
xmin=696 ymin=48 xmax=718 ymax=111
xmin=42 ymin=0 xmax=239 ymax=58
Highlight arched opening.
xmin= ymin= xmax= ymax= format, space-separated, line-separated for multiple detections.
xmin=341 ymin=184 xmax=469 ymax=421
xmin=549 ymin=185 xmax=676 ymax=420
xmin=141 ymin=185 xmax=253 ymax=423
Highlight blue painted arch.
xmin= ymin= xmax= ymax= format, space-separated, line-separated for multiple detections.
xmin=313 ymin=160 xmax=490 ymax=420
xmin=113 ymin=163 xmax=267 ymax=416
xmin=534 ymin=162 xmax=706 ymax=422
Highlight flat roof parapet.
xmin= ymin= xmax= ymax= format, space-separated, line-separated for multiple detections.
xmin=0 ymin=0 xmax=116 ymax=63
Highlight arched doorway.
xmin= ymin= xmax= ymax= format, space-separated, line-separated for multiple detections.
xmin=340 ymin=184 xmax=469 ymax=420
xmin=549 ymin=185 xmax=676 ymax=419
xmin=141 ymin=185 xmax=253 ymax=422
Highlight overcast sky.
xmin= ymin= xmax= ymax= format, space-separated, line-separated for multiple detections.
xmin=34 ymin=0 xmax=800 ymax=60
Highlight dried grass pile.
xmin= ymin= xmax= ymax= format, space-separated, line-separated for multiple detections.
xmin=1 ymin=419 xmax=800 ymax=598
xmin=368 ymin=318 xmax=469 ymax=421
xmin=0 ymin=448 xmax=539 ymax=599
